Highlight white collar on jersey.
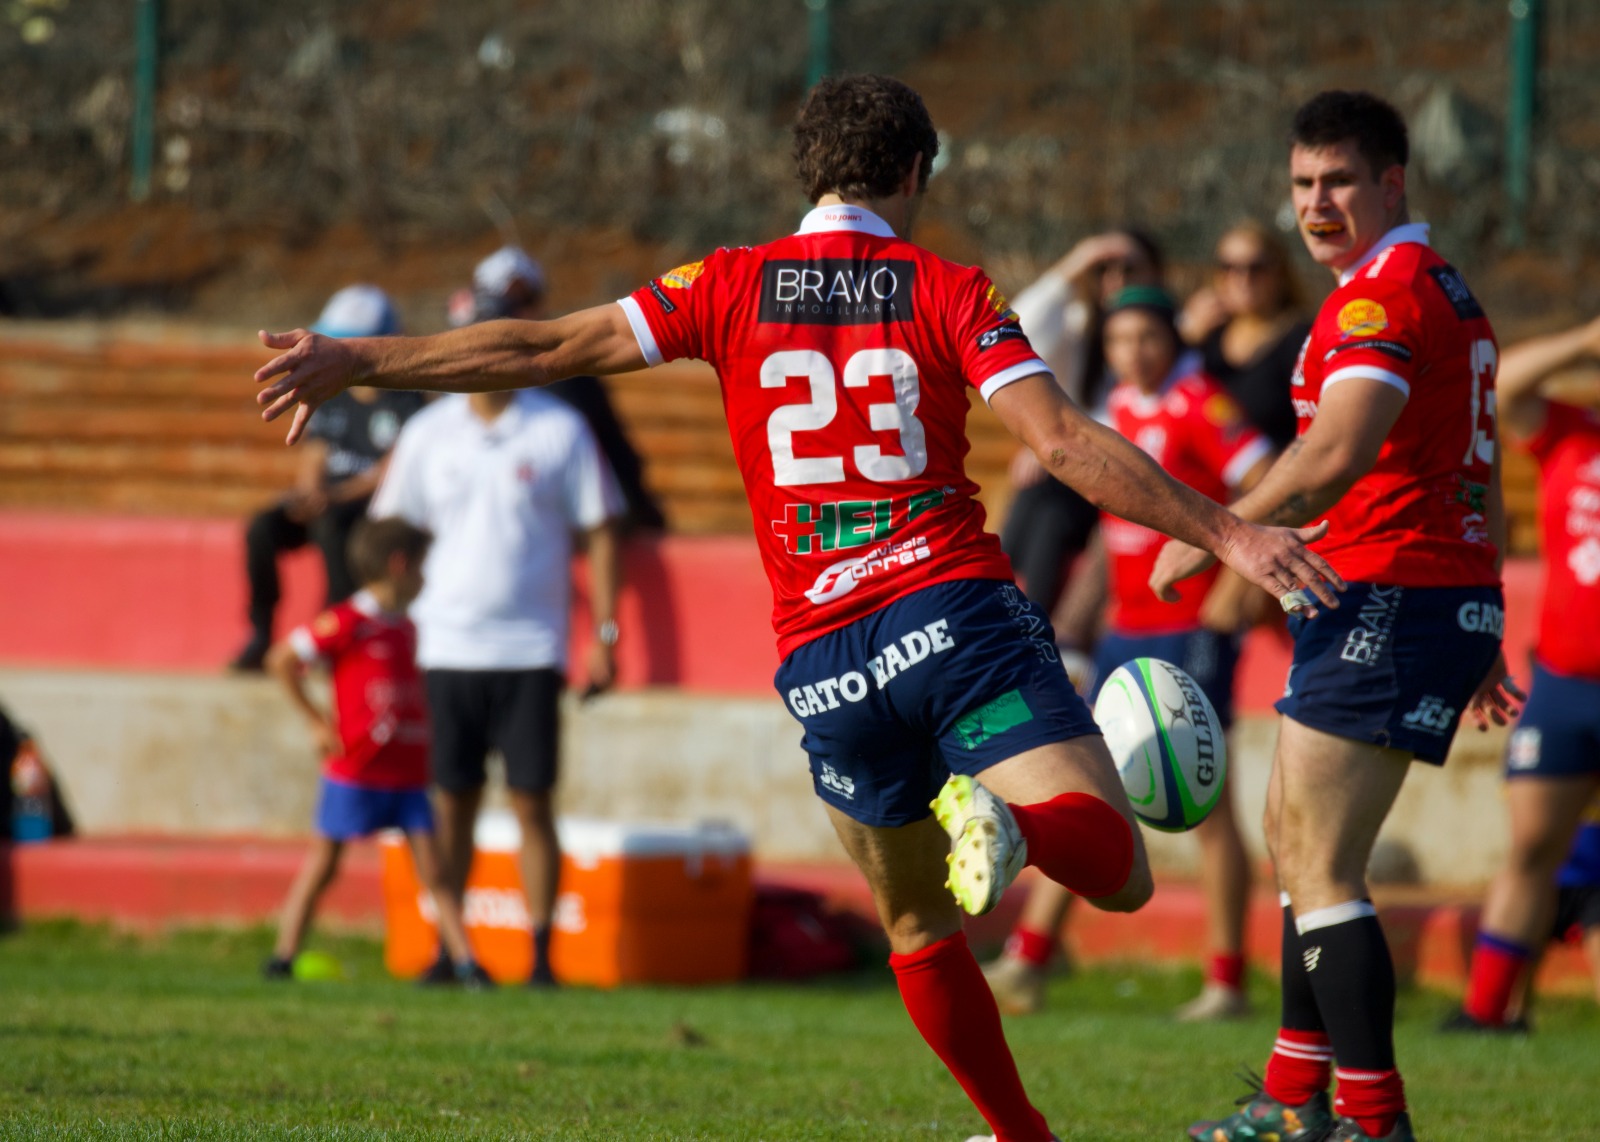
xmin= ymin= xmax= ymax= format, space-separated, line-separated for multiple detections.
xmin=796 ymin=204 xmax=898 ymax=238
xmin=1338 ymin=222 xmax=1431 ymax=285
xmin=350 ymin=589 xmax=400 ymax=620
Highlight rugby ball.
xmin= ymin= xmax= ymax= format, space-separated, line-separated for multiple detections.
xmin=1093 ymin=658 xmax=1226 ymax=833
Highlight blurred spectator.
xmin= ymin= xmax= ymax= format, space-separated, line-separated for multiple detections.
xmin=469 ymin=247 xmax=665 ymax=532
xmin=370 ymin=339 xmax=626 ymax=987
xmin=229 ymin=286 xmax=425 ymax=671
xmin=1446 ymin=314 xmax=1600 ymax=1032
xmin=1181 ymin=219 xmax=1312 ymax=450
xmin=1002 ymin=230 xmax=1165 ymax=611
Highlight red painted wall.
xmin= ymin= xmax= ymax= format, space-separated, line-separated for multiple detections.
xmin=0 ymin=511 xmax=1540 ymax=710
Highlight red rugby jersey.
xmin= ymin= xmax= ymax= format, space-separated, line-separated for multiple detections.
xmin=1101 ymin=368 xmax=1271 ymax=633
xmin=1525 ymin=401 xmax=1600 ymax=679
xmin=1292 ymin=224 xmax=1501 ymax=587
xmin=619 ymin=206 xmax=1049 ymax=656
xmin=288 ymin=592 xmax=431 ymax=789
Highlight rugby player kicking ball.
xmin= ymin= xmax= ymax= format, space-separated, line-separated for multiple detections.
xmin=255 ymin=74 xmax=1339 ymax=1142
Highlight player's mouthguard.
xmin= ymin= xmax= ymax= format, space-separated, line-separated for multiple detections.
xmin=1305 ymin=221 xmax=1344 ymax=237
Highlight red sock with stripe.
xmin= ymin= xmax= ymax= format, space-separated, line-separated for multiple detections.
xmin=1264 ymin=896 xmax=1331 ymax=1107
xmin=1004 ymin=926 xmax=1054 ymax=969
xmin=1461 ymin=931 xmax=1531 ymax=1025
xmin=1264 ymin=1028 xmax=1333 ymax=1107
xmin=1335 ymin=1068 xmax=1406 ymax=1138
xmin=890 ymin=931 xmax=1053 ymax=1142
xmin=1008 ymin=792 xmax=1133 ymax=898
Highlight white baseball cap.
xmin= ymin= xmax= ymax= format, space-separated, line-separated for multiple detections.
xmin=473 ymin=246 xmax=546 ymax=299
xmin=311 ymin=284 xmax=400 ymax=338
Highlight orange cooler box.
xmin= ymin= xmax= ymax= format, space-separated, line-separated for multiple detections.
xmin=382 ymin=813 xmax=752 ymax=987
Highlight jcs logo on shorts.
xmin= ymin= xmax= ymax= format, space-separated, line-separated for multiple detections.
xmin=1400 ymin=695 xmax=1457 ymax=735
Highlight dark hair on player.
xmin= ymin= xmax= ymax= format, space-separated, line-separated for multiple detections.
xmin=1122 ymin=228 xmax=1166 ymax=276
xmin=793 ymin=74 xmax=940 ymax=203
xmin=1290 ymin=90 xmax=1409 ymax=177
xmin=347 ymin=517 xmax=432 ymax=587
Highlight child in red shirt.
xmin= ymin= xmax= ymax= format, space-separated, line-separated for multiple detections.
xmin=262 ymin=517 xmax=485 ymax=985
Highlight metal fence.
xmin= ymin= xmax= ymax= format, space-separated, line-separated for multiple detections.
xmin=2 ymin=0 xmax=1597 ymax=317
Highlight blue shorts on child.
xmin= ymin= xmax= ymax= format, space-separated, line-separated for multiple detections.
xmin=314 ymin=775 xmax=435 ymax=841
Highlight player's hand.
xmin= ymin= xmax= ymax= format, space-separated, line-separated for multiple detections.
xmin=255 ymin=329 xmax=366 ymax=445
xmin=1160 ymin=519 xmax=1344 ymax=618
xmin=582 ymin=641 xmax=616 ymax=700
xmin=1149 ymin=539 xmax=1217 ymax=602
xmin=1467 ymin=651 xmax=1525 ymax=731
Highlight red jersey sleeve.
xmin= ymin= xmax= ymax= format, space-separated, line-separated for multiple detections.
xmin=947 ymin=269 xmax=1051 ymax=403
xmin=287 ymin=606 xmax=356 ymax=666
xmin=1318 ymin=278 xmax=1424 ymax=399
xmin=619 ymin=253 xmax=720 ymax=366
xmin=1185 ymin=382 xmax=1273 ymax=491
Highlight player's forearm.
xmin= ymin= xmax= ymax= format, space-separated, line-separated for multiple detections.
xmin=1052 ymin=529 xmax=1107 ymax=648
xmin=344 ymin=321 xmax=568 ymax=394
xmin=1041 ymin=416 xmax=1242 ymax=557
xmin=1223 ymin=435 xmax=1361 ymax=529
xmin=586 ymin=522 xmax=622 ymax=629
xmin=266 ymin=647 xmax=326 ymax=731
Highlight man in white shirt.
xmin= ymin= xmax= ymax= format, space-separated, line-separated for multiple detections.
xmin=371 ymin=384 xmax=624 ymax=986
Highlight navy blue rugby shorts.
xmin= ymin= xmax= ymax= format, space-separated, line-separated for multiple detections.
xmin=1274 ymin=582 xmax=1503 ymax=764
xmin=1504 ymin=661 xmax=1600 ymax=780
xmin=775 ymin=577 xmax=1100 ymax=827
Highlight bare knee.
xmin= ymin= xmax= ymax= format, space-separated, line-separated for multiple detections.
xmin=880 ymin=904 xmax=962 ymax=954
xmin=1089 ymin=859 xmax=1154 ymax=913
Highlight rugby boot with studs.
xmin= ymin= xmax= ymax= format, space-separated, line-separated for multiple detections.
xmin=931 ymin=774 xmax=1027 ymax=916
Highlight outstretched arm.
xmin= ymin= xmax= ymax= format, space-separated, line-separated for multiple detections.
xmin=988 ymin=374 xmax=1343 ymax=612
xmin=255 ymin=304 xmax=647 ymax=444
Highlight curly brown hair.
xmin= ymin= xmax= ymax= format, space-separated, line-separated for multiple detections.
xmin=792 ymin=74 xmax=939 ymax=203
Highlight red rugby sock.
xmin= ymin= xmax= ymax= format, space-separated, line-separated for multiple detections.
xmin=1263 ymin=1028 xmax=1332 ymax=1107
xmin=1008 ymin=792 xmax=1133 ymax=898
xmin=1209 ymin=952 xmax=1247 ymax=990
xmin=1004 ymin=926 xmax=1054 ymax=968
xmin=890 ymin=931 xmax=1053 ymax=1142
xmin=1334 ymin=1067 xmax=1406 ymax=1139
xmin=1461 ymin=931 xmax=1530 ymax=1025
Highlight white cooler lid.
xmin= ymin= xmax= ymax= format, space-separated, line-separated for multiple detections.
xmin=468 ymin=809 xmax=749 ymax=862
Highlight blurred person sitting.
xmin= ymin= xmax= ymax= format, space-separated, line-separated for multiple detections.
xmin=261 ymin=517 xmax=487 ymax=986
xmin=230 ymin=286 xmax=425 ymax=671
xmin=1002 ymin=230 xmax=1165 ymax=612
xmin=369 ymin=306 xmax=626 ymax=987
xmin=985 ymin=288 xmax=1274 ymax=1021
xmin=1181 ymin=219 xmax=1314 ymax=451
xmin=469 ymin=246 xmax=665 ymax=532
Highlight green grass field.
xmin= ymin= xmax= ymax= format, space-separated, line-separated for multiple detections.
xmin=2 ymin=921 xmax=1596 ymax=1140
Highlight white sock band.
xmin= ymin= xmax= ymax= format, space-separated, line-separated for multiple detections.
xmin=1279 ymin=891 xmax=1293 ymax=908
xmin=1296 ymin=899 xmax=1378 ymax=935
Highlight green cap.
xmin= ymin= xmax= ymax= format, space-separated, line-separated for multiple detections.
xmin=1105 ymin=285 xmax=1177 ymax=318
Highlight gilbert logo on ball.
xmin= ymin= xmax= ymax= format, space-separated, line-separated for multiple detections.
xmin=1093 ymin=658 xmax=1226 ymax=832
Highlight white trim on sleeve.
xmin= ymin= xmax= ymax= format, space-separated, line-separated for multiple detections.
xmin=616 ymin=297 xmax=664 ymax=368
xmin=1322 ymin=363 xmax=1411 ymax=399
xmin=979 ymin=360 xmax=1052 ymax=404
xmin=287 ymin=628 xmax=321 ymax=665
xmin=1222 ymin=435 xmax=1274 ymax=490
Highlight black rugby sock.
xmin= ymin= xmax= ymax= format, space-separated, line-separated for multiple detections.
xmin=1279 ymin=896 xmax=1327 ymax=1033
xmin=1296 ymin=899 xmax=1396 ymax=1071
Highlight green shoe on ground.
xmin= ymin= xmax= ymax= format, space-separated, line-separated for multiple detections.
xmin=1187 ymin=1083 xmax=1334 ymax=1141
